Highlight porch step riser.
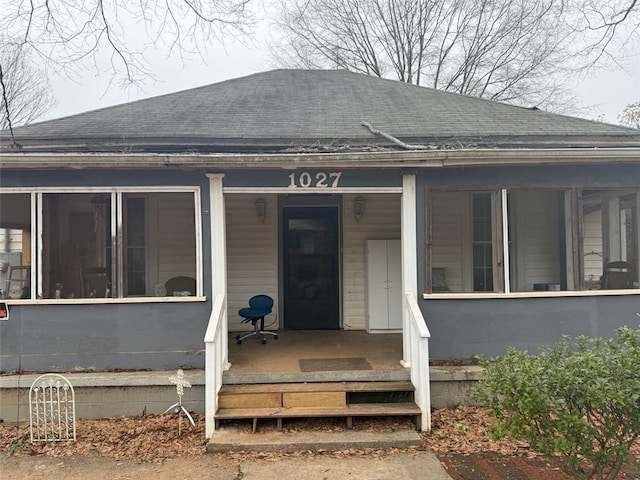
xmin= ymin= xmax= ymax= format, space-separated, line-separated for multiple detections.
xmin=219 ymin=391 xmax=347 ymax=409
xmin=218 ymin=381 xmax=414 ymax=409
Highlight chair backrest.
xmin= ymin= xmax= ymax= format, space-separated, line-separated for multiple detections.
xmin=248 ymin=294 xmax=274 ymax=312
xmin=165 ymin=276 xmax=196 ymax=296
xmin=601 ymin=261 xmax=634 ymax=289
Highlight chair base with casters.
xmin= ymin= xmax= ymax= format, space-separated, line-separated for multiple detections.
xmin=235 ymin=316 xmax=279 ymax=345
xmin=235 ymin=294 xmax=278 ymax=345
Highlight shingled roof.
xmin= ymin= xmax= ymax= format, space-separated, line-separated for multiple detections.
xmin=2 ymin=69 xmax=639 ymax=153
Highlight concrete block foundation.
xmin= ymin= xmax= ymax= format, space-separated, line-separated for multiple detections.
xmin=0 ymin=367 xmax=481 ymax=422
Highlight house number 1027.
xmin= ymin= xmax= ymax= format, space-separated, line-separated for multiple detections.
xmin=288 ymin=171 xmax=342 ymax=188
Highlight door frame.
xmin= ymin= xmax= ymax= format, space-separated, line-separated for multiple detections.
xmin=278 ymin=194 xmax=343 ymax=329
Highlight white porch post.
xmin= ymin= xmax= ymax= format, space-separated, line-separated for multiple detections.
xmin=205 ymin=174 xmax=228 ymax=437
xmin=400 ymin=173 xmax=432 ymax=431
xmin=401 ymin=173 xmax=417 ymax=367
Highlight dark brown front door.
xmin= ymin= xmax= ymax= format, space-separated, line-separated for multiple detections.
xmin=282 ymin=206 xmax=340 ymax=329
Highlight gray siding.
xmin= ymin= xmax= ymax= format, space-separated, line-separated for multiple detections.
xmin=423 ymin=295 xmax=640 ymax=359
xmin=0 ymin=302 xmax=211 ymax=372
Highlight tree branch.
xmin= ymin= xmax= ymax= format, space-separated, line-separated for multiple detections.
xmin=361 ymin=121 xmax=436 ymax=150
xmin=0 ymin=62 xmax=18 ymax=147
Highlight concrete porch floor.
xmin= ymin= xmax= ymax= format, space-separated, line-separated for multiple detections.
xmin=225 ymin=330 xmax=409 ymax=384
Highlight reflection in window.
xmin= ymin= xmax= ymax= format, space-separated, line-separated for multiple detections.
xmin=125 ymin=196 xmax=146 ymax=296
xmin=0 ymin=194 xmax=32 ymax=299
xmin=509 ymin=190 xmax=568 ymax=292
xmin=430 ymin=190 xmax=500 ymax=293
xmin=123 ymin=192 xmax=197 ymax=297
xmin=581 ymin=189 xmax=639 ymax=289
xmin=42 ymin=193 xmax=112 ymax=299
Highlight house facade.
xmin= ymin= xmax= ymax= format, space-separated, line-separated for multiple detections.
xmin=1 ymin=70 xmax=640 ymax=435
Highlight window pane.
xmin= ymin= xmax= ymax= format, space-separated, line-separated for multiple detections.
xmin=582 ymin=189 xmax=639 ymax=290
xmin=430 ymin=191 xmax=468 ymax=292
xmin=123 ymin=192 xmax=197 ymax=297
xmin=0 ymin=194 xmax=32 ymax=299
xmin=125 ymin=197 xmax=146 ymax=296
xmin=430 ymin=190 xmax=498 ymax=293
xmin=472 ymin=193 xmax=494 ymax=292
xmin=42 ymin=193 xmax=112 ymax=299
xmin=508 ymin=190 xmax=567 ymax=292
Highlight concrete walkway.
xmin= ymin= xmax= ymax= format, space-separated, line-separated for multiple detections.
xmin=1 ymin=452 xmax=453 ymax=480
xmin=208 ymin=428 xmax=424 ymax=452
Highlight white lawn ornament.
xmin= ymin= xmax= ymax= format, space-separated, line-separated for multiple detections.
xmin=164 ymin=369 xmax=195 ymax=434
xmin=29 ymin=373 xmax=76 ymax=442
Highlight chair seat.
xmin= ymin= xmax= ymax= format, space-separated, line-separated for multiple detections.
xmin=239 ymin=307 xmax=272 ymax=321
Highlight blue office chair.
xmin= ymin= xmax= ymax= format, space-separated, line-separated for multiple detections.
xmin=235 ymin=295 xmax=278 ymax=344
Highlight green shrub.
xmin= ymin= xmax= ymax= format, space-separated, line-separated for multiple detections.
xmin=472 ymin=326 xmax=640 ymax=480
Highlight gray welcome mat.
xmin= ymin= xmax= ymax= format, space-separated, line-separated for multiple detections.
xmin=299 ymin=357 xmax=373 ymax=372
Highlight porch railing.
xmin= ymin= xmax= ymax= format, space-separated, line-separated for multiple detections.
xmin=404 ymin=292 xmax=431 ymax=432
xmin=204 ymin=293 xmax=227 ymax=438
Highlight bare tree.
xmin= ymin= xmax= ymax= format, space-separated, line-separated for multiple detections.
xmin=0 ymin=0 xmax=253 ymax=141
xmin=619 ymin=101 xmax=640 ymax=128
xmin=574 ymin=0 xmax=639 ymax=61
xmin=271 ymin=0 xmax=577 ymax=110
xmin=0 ymin=46 xmax=55 ymax=133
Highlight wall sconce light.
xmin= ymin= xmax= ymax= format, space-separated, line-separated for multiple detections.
xmin=353 ymin=196 xmax=366 ymax=222
xmin=255 ymin=197 xmax=267 ymax=223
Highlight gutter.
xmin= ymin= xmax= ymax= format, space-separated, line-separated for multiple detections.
xmin=1 ymin=148 xmax=640 ymax=169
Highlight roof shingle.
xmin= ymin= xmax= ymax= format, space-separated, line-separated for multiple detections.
xmin=2 ymin=69 xmax=639 ymax=152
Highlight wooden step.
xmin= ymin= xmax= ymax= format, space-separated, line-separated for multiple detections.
xmin=215 ymin=403 xmax=421 ymax=431
xmin=215 ymin=403 xmax=421 ymax=419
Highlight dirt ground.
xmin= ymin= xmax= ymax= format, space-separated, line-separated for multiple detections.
xmin=1 ymin=406 xmax=639 ymax=479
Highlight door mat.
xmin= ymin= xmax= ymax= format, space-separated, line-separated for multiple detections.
xmin=299 ymin=357 xmax=372 ymax=372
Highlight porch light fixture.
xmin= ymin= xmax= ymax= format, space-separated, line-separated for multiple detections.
xmin=255 ymin=197 xmax=267 ymax=223
xmin=353 ymin=196 xmax=366 ymax=222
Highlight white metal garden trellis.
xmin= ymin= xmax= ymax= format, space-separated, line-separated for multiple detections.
xmin=29 ymin=373 xmax=76 ymax=442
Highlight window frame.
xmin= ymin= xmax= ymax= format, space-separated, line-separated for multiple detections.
xmin=0 ymin=186 xmax=204 ymax=303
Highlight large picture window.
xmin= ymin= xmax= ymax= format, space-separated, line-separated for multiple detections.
xmin=0 ymin=188 xmax=201 ymax=300
xmin=427 ymin=187 xmax=640 ymax=294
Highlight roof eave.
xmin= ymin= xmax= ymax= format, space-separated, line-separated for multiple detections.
xmin=3 ymin=134 xmax=640 ymax=154
xmin=1 ymin=147 xmax=640 ymax=170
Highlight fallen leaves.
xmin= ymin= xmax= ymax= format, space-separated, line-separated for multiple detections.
xmin=0 ymin=413 xmax=207 ymax=462
xmin=423 ymin=406 xmax=537 ymax=457
xmin=1 ymin=405 xmax=638 ymax=468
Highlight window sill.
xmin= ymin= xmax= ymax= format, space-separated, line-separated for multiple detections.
xmin=423 ymin=289 xmax=640 ymax=300
xmin=1 ymin=296 xmax=207 ymax=305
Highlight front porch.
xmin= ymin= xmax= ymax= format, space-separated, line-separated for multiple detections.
xmin=206 ymin=175 xmax=431 ymax=437
xmin=215 ymin=330 xmax=420 ymax=433
xmin=225 ymin=330 xmax=408 ymax=383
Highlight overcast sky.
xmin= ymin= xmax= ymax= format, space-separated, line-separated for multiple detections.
xmin=44 ymin=14 xmax=639 ymax=126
